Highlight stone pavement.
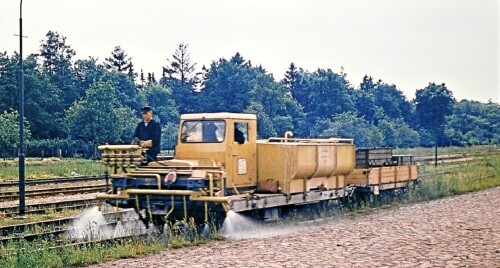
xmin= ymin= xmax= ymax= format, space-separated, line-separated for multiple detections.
xmin=90 ymin=187 xmax=500 ymax=268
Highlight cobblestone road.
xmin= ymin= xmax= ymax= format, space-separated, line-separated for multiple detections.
xmin=91 ymin=187 xmax=500 ymax=268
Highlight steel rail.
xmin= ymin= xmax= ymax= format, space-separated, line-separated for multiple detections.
xmin=0 ymin=184 xmax=106 ymax=202
xmin=0 ymin=198 xmax=97 ymax=217
xmin=0 ymin=176 xmax=103 ymax=188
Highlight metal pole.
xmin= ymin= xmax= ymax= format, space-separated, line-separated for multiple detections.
xmin=18 ymin=0 xmax=26 ymax=216
xmin=434 ymin=133 xmax=438 ymax=167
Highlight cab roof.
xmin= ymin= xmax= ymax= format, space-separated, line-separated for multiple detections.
xmin=180 ymin=113 xmax=257 ymax=120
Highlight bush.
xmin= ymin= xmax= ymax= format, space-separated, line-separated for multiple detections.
xmin=26 ymin=139 xmax=93 ymax=158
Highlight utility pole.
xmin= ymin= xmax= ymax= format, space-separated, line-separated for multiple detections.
xmin=18 ymin=0 xmax=26 ymax=216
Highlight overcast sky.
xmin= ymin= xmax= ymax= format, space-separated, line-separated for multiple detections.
xmin=1 ymin=0 xmax=498 ymax=102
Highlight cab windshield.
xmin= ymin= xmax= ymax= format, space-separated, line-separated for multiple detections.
xmin=181 ymin=120 xmax=226 ymax=143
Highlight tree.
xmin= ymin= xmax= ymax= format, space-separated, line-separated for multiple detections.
xmin=354 ymin=75 xmax=381 ymax=124
xmin=353 ymin=90 xmax=380 ymax=124
xmin=378 ymin=118 xmax=420 ymax=147
xmin=312 ymin=112 xmax=384 ymax=147
xmin=396 ymin=119 xmax=420 ymax=148
xmin=248 ymin=71 xmax=304 ymax=137
xmin=24 ymin=57 xmax=65 ymax=138
xmin=66 ymin=81 xmax=136 ymax=147
xmin=295 ymin=68 xmax=355 ymax=135
xmin=147 ymin=72 xmax=157 ymax=84
xmin=38 ymin=31 xmax=79 ymax=108
xmin=445 ymin=100 xmax=500 ymax=146
xmin=199 ymin=53 xmax=305 ymax=138
xmin=0 ymin=52 xmax=8 ymax=77
xmin=104 ymin=46 xmax=136 ymax=81
xmin=1 ymin=53 xmax=61 ymax=138
xmin=198 ymin=53 xmax=253 ymax=113
xmin=372 ymin=83 xmax=413 ymax=122
xmin=0 ymin=52 xmax=17 ymax=112
xmin=414 ymin=83 xmax=455 ymax=146
xmin=39 ymin=31 xmax=76 ymax=75
xmin=74 ymin=57 xmax=107 ymax=100
xmin=357 ymin=75 xmax=414 ymax=124
xmin=161 ymin=122 xmax=179 ymax=150
xmin=161 ymin=43 xmax=200 ymax=114
xmin=378 ymin=119 xmax=400 ymax=147
xmin=244 ymin=101 xmax=276 ymax=138
xmin=359 ymin=75 xmax=380 ymax=92
xmin=0 ymin=110 xmax=31 ymax=157
xmin=2 ymin=53 xmax=65 ymax=139
xmin=103 ymin=71 xmax=141 ymax=112
xmin=163 ymin=43 xmax=197 ymax=84
xmin=139 ymin=84 xmax=179 ymax=125
xmin=281 ymin=62 xmax=301 ymax=96
xmin=139 ymin=69 xmax=146 ymax=89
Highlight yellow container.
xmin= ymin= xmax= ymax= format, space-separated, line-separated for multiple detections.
xmin=257 ymin=139 xmax=355 ymax=194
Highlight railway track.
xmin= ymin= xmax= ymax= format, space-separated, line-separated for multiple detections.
xmin=0 ymin=233 xmax=152 ymax=257
xmin=0 ymin=198 xmax=97 ymax=217
xmin=0 ymin=209 xmax=136 ymax=236
xmin=0 ymin=175 xmax=104 ymax=189
xmin=413 ymin=149 xmax=499 ymax=164
xmin=0 ymin=184 xmax=106 ymax=202
xmin=0 ymin=208 xmax=149 ymax=251
xmin=0 ymin=217 xmax=142 ymax=245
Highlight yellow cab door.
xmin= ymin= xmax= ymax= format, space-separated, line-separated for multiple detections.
xmin=227 ymin=119 xmax=257 ymax=189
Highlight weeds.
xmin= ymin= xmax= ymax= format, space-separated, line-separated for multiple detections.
xmin=393 ymin=145 xmax=497 ymax=157
xmin=407 ymin=154 xmax=500 ymax=202
xmin=0 ymin=158 xmax=103 ymax=181
xmin=0 ymin=219 xmax=222 ymax=268
xmin=0 ymin=209 xmax=80 ymax=227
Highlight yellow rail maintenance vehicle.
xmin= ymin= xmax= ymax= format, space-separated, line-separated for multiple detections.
xmin=97 ymin=113 xmax=418 ymax=227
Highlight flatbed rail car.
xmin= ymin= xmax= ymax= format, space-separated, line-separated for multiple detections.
xmin=97 ymin=113 xmax=418 ymax=225
xmin=347 ymin=148 xmax=418 ymax=201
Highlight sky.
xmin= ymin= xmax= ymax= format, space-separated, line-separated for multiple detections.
xmin=0 ymin=0 xmax=498 ymax=102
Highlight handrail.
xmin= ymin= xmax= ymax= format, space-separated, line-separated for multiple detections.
xmin=266 ymin=137 xmax=354 ymax=144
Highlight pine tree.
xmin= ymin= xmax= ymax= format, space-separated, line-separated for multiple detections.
xmin=282 ymin=62 xmax=301 ymax=96
xmin=161 ymin=43 xmax=199 ymax=113
xmin=139 ymin=69 xmax=145 ymax=88
xmin=39 ymin=31 xmax=76 ymax=75
xmin=39 ymin=31 xmax=79 ymax=108
xmin=104 ymin=46 xmax=136 ymax=81
xmin=162 ymin=43 xmax=197 ymax=85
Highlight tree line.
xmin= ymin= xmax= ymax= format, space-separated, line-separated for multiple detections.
xmin=0 ymin=31 xmax=498 ymax=157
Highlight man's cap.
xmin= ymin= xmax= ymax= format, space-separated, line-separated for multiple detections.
xmin=141 ymin=106 xmax=153 ymax=113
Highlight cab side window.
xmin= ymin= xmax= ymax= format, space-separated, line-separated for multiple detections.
xmin=234 ymin=122 xmax=248 ymax=144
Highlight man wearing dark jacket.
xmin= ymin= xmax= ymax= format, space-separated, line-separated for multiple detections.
xmin=134 ymin=106 xmax=161 ymax=162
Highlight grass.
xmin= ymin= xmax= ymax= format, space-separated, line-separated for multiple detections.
xmin=407 ymin=154 xmax=500 ymax=201
xmin=393 ymin=145 xmax=498 ymax=157
xmin=0 ymin=209 xmax=82 ymax=227
xmin=0 ymin=221 xmax=223 ymax=268
xmin=0 ymin=158 xmax=104 ymax=181
xmin=0 ymin=238 xmax=166 ymax=268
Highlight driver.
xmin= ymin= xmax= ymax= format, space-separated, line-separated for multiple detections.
xmin=133 ymin=106 xmax=161 ymax=162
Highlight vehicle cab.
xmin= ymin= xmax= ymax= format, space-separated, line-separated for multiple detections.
xmin=175 ymin=113 xmax=258 ymax=190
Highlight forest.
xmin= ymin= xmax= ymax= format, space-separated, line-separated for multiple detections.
xmin=0 ymin=31 xmax=498 ymax=157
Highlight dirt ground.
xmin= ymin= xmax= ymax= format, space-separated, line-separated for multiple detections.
xmin=90 ymin=187 xmax=500 ymax=268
